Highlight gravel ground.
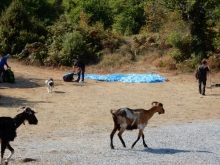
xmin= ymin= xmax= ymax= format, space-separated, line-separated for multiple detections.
xmin=5 ymin=120 xmax=220 ymax=165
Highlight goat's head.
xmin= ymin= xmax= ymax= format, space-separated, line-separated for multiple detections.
xmin=21 ymin=107 xmax=38 ymax=125
xmin=151 ymin=101 xmax=165 ymax=114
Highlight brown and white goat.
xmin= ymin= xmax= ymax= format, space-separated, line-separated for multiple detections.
xmin=110 ymin=101 xmax=165 ymax=149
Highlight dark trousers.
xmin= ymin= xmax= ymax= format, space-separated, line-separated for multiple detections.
xmin=0 ymin=67 xmax=5 ymax=82
xmin=76 ymin=67 xmax=85 ymax=81
xmin=198 ymin=79 xmax=206 ymax=95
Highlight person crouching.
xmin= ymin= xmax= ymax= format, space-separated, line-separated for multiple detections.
xmin=73 ymin=61 xmax=85 ymax=82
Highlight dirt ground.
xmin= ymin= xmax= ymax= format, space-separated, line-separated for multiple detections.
xmin=1 ymin=60 xmax=220 ymax=136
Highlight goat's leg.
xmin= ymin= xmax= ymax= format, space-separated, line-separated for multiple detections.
xmin=1 ymin=141 xmax=7 ymax=165
xmin=142 ymin=133 xmax=148 ymax=148
xmin=4 ymin=142 xmax=14 ymax=164
xmin=131 ymin=130 xmax=143 ymax=148
xmin=110 ymin=126 xmax=117 ymax=149
xmin=118 ymin=128 xmax=126 ymax=148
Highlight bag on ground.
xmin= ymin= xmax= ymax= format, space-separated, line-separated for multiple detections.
xmin=4 ymin=69 xmax=15 ymax=83
xmin=63 ymin=72 xmax=74 ymax=82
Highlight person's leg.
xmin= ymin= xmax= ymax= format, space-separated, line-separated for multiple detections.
xmin=198 ymin=79 xmax=202 ymax=94
xmin=0 ymin=67 xmax=5 ymax=82
xmin=202 ymin=80 xmax=206 ymax=95
xmin=81 ymin=67 xmax=85 ymax=82
xmin=76 ymin=71 xmax=81 ymax=82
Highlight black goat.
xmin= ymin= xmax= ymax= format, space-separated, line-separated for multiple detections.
xmin=0 ymin=107 xmax=38 ymax=165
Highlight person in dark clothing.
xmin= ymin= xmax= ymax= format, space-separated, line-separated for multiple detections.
xmin=0 ymin=54 xmax=11 ymax=82
xmin=73 ymin=61 xmax=85 ymax=82
xmin=196 ymin=59 xmax=210 ymax=95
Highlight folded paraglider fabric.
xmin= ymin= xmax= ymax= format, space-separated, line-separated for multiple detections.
xmin=84 ymin=73 xmax=166 ymax=83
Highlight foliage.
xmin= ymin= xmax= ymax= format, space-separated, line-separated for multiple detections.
xmin=142 ymin=1 xmax=168 ymax=33
xmin=17 ymin=42 xmax=48 ymax=65
xmin=45 ymin=15 xmax=74 ymax=66
xmin=75 ymin=23 xmax=124 ymax=64
xmin=39 ymin=15 xmax=124 ymax=67
xmin=189 ymin=0 xmax=218 ymax=59
xmin=0 ymin=0 xmax=12 ymax=13
xmin=19 ymin=0 xmax=59 ymax=25
xmin=130 ymin=34 xmax=170 ymax=58
xmin=167 ymin=32 xmax=191 ymax=63
xmin=61 ymin=31 xmax=86 ymax=66
xmin=0 ymin=0 xmax=47 ymax=55
xmin=159 ymin=0 xmax=220 ymax=62
xmin=64 ymin=0 xmax=113 ymax=29
xmin=110 ymin=0 xmax=146 ymax=35
xmin=208 ymin=54 xmax=220 ymax=70
xmin=0 ymin=0 xmax=220 ymax=70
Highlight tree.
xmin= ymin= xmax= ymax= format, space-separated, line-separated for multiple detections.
xmin=189 ymin=0 xmax=219 ymax=59
xmin=158 ymin=0 xmax=220 ymax=61
xmin=64 ymin=0 xmax=113 ymax=29
xmin=19 ymin=0 xmax=59 ymax=25
xmin=0 ymin=1 xmax=47 ymax=54
xmin=110 ymin=0 xmax=146 ymax=35
xmin=0 ymin=0 xmax=12 ymax=13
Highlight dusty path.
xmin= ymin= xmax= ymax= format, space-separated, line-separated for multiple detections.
xmin=0 ymin=61 xmax=220 ymax=164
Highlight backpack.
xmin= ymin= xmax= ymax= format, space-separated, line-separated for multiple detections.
xmin=63 ymin=72 xmax=74 ymax=82
xmin=4 ymin=69 xmax=15 ymax=83
xmin=195 ymin=67 xmax=201 ymax=79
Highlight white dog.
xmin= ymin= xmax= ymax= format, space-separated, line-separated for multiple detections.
xmin=45 ymin=78 xmax=54 ymax=93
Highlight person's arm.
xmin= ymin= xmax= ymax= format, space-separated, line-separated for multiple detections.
xmin=2 ymin=57 xmax=10 ymax=68
xmin=6 ymin=61 xmax=9 ymax=68
xmin=77 ymin=67 xmax=82 ymax=73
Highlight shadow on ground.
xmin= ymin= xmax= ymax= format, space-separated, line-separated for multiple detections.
xmin=0 ymin=95 xmax=47 ymax=108
xmin=0 ymin=77 xmax=64 ymax=89
xmin=139 ymin=148 xmax=212 ymax=154
xmin=0 ymin=76 xmax=42 ymax=88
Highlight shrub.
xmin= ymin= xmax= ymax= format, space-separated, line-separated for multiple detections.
xmin=167 ymin=31 xmax=191 ymax=63
xmin=208 ymin=54 xmax=220 ymax=71
xmin=0 ymin=0 xmax=47 ymax=55
xmin=61 ymin=31 xmax=87 ymax=66
xmin=16 ymin=42 xmax=48 ymax=65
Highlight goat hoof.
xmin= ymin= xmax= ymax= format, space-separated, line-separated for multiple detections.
xmin=4 ymin=160 xmax=8 ymax=165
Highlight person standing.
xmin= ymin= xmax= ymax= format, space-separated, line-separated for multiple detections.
xmin=196 ymin=59 xmax=210 ymax=95
xmin=73 ymin=60 xmax=85 ymax=82
xmin=0 ymin=54 xmax=11 ymax=82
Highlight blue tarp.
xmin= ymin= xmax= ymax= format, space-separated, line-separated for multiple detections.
xmin=84 ymin=73 xmax=166 ymax=83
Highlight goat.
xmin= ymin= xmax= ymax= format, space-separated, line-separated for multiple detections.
xmin=0 ymin=107 xmax=38 ymax=165
xmin=110 ymin=101 xmax=165 ymax=149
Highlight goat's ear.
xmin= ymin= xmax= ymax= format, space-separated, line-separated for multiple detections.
xmin=24 ymin=107 xmax=35 ymax=114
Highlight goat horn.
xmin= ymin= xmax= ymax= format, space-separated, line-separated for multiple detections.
xmin=151 ymin=101 xmax=159 ymax=106
xmin=17 ymin=106 xmax=26 ymax=112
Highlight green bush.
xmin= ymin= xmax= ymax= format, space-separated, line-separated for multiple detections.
xmin=61 ymin=31 xmax=87 ymax=66
xmin=0 ymin=0 xmax=47 ymax=55
xmin=17 ymin=42 xmax=48 ymax=65
xmin=167 ymin=31 xmax=191 ymax=63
